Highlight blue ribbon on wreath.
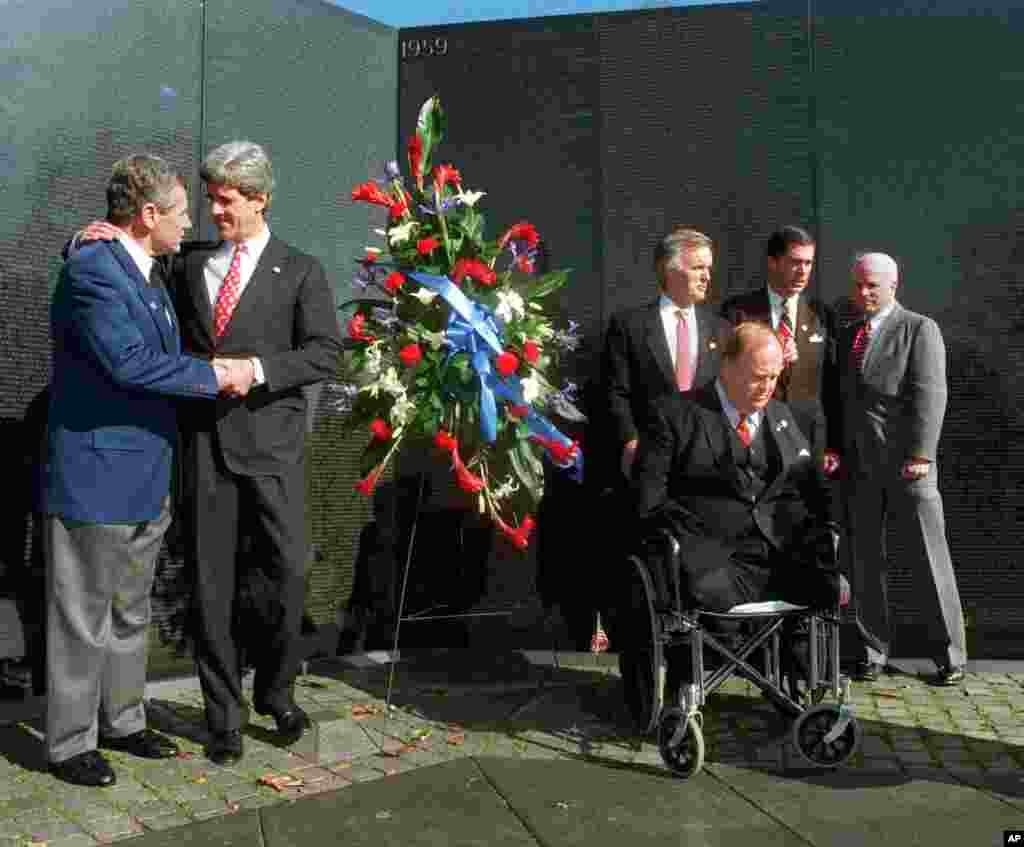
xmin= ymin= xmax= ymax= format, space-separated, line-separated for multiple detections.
xmin=408 ymin=271 xmax=583 ymax=482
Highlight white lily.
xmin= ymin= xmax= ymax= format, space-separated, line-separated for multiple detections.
xmin=521 ymin=373 xmax=542 ymax=404
xmin=390 ymin=395 xmax=416 ymax=426
xmin=495 ymin=289 xmax=526 ymax=323
xmin=411 ymin=288 xmax=439 ymax=305
xmin=490 ymin=475 xmax=521 ymax=501
xmin=459 ymin=189 xmax=486 ymax=207
xmin=388 ymin=220 xmax=418 ymax=246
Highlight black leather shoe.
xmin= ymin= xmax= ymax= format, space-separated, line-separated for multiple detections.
xmin=100 ymin=728 xmax=178 ymax=759
xmin=852 ymin=660 xmax=886 ymax=682
xmin=255 ymin=703 xmax=311 ymax=745
xmin=933 ymin=664 xmax=966 ymax=686
xmin=205 ymin=729 xmax=244 ymax=765
xmin=49 ymin=750 xmax=116 ymax=787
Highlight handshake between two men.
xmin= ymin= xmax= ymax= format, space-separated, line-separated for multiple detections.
xmin=211 ymin=357 xmax=256 ymax=398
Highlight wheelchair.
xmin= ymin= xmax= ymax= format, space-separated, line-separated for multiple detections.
xmin=616 ymin=530 xmax=858 ymax=779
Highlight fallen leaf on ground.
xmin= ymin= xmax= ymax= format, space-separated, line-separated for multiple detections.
xmin=447 ymin=732 xmax=466 ymax=746
xmin=193 ymin=775 xmax=208 ymax=784
xmin=554 ymin=801 xmax=570 ymax=810
xmin=175 ymin=751 xmax=194 ymax=759
xmin=258 ymin=773 xmax=304 ymax=791
xmin=376 ymin=811 xmax=392 ymax=821
xmin=352 ymin=703 xmax=385 ymax=720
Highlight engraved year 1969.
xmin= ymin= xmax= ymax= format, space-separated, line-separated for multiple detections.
xmin=401 ymin=37 xmax=449 ymax=59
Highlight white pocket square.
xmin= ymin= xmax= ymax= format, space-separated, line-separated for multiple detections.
xmin=798 ymin=448 xmax=811 ymax=457
xmin=808 ymin=333 xmax=824 ymax=343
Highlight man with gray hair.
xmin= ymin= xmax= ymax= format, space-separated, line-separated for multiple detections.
xmin=44 ymin=155 xmax=229 ymax=786
xmin=826 ymin=252 xmax=966 ymax=685
xmin=601 ymin=227 xmax=728 ymax=484
xmin=170 ymin=141 xmax=343 ymax=764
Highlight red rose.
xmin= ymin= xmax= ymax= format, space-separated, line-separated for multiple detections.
xmin=384 ymin=271 xmax=405 ymax=294
xmin=495 ymin=351 xmax=519 ymax=377
xmin=515 ymin=255 xmax=535 ymax=273
xmin=417 ymin=237 xmax=440 ymax=255
xmin=522 ymin=341 xmax=540 ymax=364
xmin=351 ymin=181 xmax=392 ymax=207
xmin=347 ymin=313 xmax=375 ymax=343
xmin=507 ymin=404 xmax=529 ymax=419
xmin=369 ymin=418 xmax=393 ymax=441
xmin=355 ymin=465 xmax=383 ymax=496
xmin=498 ymin=221 xmax=540 ymax=251
xmin=451 ymin=257 xmax=495 ymax=286
xmin=407 ymin=134 xmax=424 ymax=191
xmin=363 ymin=250 xmax=378 ymax=263
xmin=434 ymin=430 xmax=458 ymax=452
xmin=432 ymin=163 xmax=461 ymax=193
xmin=399 ymin=343 xmax=422 ymax=368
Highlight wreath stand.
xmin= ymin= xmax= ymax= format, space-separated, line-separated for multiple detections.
xmin=382 ymin=470 xmax=531 ymax=713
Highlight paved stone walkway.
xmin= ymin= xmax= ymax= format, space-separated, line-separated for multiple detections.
xmin=0 ymin=653 xmax=1020 ymax=846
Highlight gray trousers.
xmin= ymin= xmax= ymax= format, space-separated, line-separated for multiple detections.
xmin=44 ymin=499 xmax=171 ymax=763
xmin=844 ymin=463 xmax=966 ymax=669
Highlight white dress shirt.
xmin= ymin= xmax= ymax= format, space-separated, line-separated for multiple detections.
xmin=766 ymin=287 xmax=798 ymax=332
xmin=862 ymin=301 xmax=896 ymax=359
xmin=119 ymin=235 xmax=176 ymax=332
xmin=715 ymin=379 xmax=762 ymax=440
xmin=658 ymin=294 xmax=698 ymax=370
xmin=205 ymin=226 xmax=272 ymax=383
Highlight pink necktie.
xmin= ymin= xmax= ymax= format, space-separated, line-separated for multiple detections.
xmin=675 ymin=309 xmax=693 ymax=391
xmin=850 ymin=320 xmax=871 ymax=371
xmin=213 ymin=244 xmax=247 ymax=338
xmin=736 ymin=417 xmax=753 ymax=448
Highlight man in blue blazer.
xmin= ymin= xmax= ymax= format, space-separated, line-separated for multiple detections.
xmin=44 ymin=155 xmax=233 ymax=787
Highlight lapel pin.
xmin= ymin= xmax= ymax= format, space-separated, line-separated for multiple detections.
xmin=273 ymin=266 xmax=281 ymax=274
xmin=775 ymin=419 xmax=788 ymax=432
xmin=801 ymin=324 xmax=808 ymax=332
xmin=798 ymin=447 xmax=810 ymax=457
xmin=809 ymin=332 xmax=824 ymax=343
xmin=708 ymin=340 xmax=717 ymax=350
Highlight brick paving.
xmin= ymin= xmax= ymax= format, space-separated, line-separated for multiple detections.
xmin=0 ymin=654 xmax=1021 ymax=845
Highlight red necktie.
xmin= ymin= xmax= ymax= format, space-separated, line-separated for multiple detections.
xmin=850 ymin=320 xmax=871 ymax=371
xmin=736 ymin=417 xmax=753 ymax=448
xmin=675 ymin=309 xmax=693 ymax=391
xmin=779 ymin=305 xmax=798 ymax=364
xmin=213 ymin=244 xmax=247 ymax=338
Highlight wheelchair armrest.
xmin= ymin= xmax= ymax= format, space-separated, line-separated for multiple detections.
xmin=649 ymin=528 xmax=684 ymax=614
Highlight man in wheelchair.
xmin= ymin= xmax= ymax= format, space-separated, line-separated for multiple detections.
xmin=627 ymin=321 xmax=844 ymax=701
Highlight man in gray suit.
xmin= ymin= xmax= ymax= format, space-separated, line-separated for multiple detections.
xmin=827 ymin=252 xmax=966 ymax=685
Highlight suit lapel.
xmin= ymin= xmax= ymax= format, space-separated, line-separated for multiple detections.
xmin=110 ymin=242 xmax=176 ymax=353
xmin=219 ymin=236 xmax=289 ymax=343
xmin=862 ymin=303 xmax=903 ymax=379
xmin=759 ymin=402 xmax=797 ymax=502
xmin=645 ymin=301 xmax=676 ymax=389
xmin=696 ymin=386 xmax=746 ymax=492
xmin=186 ymin=244 xmax=219 ymax=346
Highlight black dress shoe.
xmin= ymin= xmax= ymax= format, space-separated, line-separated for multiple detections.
xmin=205 ymin=729 xmax=244 ymax=765
xmin=933 ymin=664 xmax=966 ymax=686
xmin=100 ymin=728 xmax=179 ymax=759
xmin=255 ymin=703 xmax=311 ymax=745
xmin=852 ymin=660 xmax=886 ymax=682
xmin=49 ymin=750 xmax=116 ymax=787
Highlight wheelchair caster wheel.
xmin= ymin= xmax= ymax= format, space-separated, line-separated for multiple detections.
xmin=657 ymin=707 xmax=705 ymax=778
xmin=791 ymin=703 xmax=860 ymax=767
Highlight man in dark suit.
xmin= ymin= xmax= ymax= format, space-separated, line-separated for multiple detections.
xmin=632 ymin=322 xmax=839 ymax=617
xmin=171 ymin=142 xmax=343 ymax=764
xmin=721 ymin=226 xmax=835 ymax=457
xmin=44 ymin=155 xmax=229 ymax=786
xmin=827 ymin=252 xmax=966 ymax=686
xmin=601 ymin=228 xmax=727 ymax=485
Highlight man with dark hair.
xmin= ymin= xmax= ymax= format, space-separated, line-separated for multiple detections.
xmin=721 ymin=226 xmax=835 ymax=457
xmin=601 ymin=227 xmax=728 ymax=485
xmin=44 ymin=155 xmax=230 ymax=787
xmin=827 ymin=252 xmax=965 ymax=685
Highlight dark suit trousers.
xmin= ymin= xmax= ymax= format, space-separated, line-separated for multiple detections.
xmin=188 ymin=428 xmax=307 ymax=733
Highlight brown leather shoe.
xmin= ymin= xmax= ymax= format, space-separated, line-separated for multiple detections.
xmin=49 ymin=750 xmax=116 ymax=787
xmin=100 ymin=728 xmax=178 ymax=759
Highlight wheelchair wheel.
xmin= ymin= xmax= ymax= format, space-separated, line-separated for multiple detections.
xmin=657 ymin=707 xmax=705 ymax=778
xmin=619 ymin=556 xmax=662 ymax=734
xmin=791 ymin=703 xmax=860 ymax=768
